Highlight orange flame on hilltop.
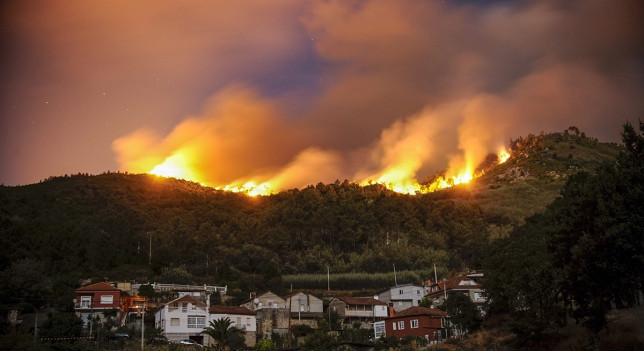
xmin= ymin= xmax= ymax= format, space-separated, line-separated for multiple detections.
xmin=149 ymin=153 xmax=275 ymax=196
xmin=498 ymin=149 xmax=511 ymax=164
xmin=150 ymin=151 xmax=204 ymax=185
xmin=361 ymin=148 xmax=511 ymax=195
xmin=147 ymin=148 xmax=511 ymax=196
xmin=218 ymin=181 xmax=273 ymax=197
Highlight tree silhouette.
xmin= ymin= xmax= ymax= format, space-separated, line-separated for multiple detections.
xmin=202 ymin=317 xmax=243 ymax=350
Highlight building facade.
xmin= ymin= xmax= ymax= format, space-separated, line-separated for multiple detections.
xmin=74 ymin=282 xmax=122 ymax=333
xmin=208 ymin=305 xmax=257 ymax=348
xmin=329 ymin=297 xmax=388 ymax=328
xmin=384 ymin=306 xmax=447 ymax=342
xmin=155 ymin=295 xmax=208 ymax=344
xmin=378 ymin=284 xmax=429 ymax=312
xmin=285 ymin=292 xmax=325 ymax=328
xmin=425 ymin=272 xmax=486 ymax=309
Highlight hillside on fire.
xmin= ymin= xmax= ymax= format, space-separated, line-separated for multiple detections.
xmin=0 ymin=127 xmax=624 ymax=301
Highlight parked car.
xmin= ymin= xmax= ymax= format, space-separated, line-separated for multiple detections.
xmin=109 ymin=332 xmax=130 ymax=344
xmin=178 ymin=339 xmax=203 ymax=347
xmin=148 ymin=335 xmax=170 ymax=345
xmin=113 ymin=332 xmax=130 ymax=340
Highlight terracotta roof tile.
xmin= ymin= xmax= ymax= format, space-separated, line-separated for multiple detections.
xmin=209 ymin=305 xmax=255 ymax=315
xmin=76 ymin=282 xmax=119 ymax=292
xmin=387 ymin=306 xmax=447 ymax=319
xmin=335 ymin=297 xmax=387 ymax=306
xmin=165 ymin=295 xmax=207 ymax=307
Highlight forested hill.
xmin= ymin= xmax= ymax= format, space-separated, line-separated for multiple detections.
xmin=0 ymin=129 xmax=621 ymax=304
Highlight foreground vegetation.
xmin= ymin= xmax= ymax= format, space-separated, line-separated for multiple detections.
xmin=478 ymin=121 xmax=644 ymax=350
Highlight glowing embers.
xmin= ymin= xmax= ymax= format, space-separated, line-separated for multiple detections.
xmin=498 ymin=149 xmax=511 ymax=164
xmin=216 ymin=181 xmax=273 ymax=197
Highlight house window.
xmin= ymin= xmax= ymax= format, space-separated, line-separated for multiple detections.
xmin=236 ymin=317 xmax=241 ymax=326
xmin=80 ymin=296 xmax=91 ymax=308
xmin=374 ymin=321 xmax=386 ymax=338
xmin=192 ymin=304 xmax=197 ymax=310
xmin=399 ymin=289 xmax=404 ymax=295
xmin=411 ymin=319 xmax=419 ymax=328
xmin=182 ymin=303 xmax=188 ymax=312
xmin=171 ymin=318 xmax=180 ymax=326
xmin=398 ymin=321 xmax=405 ymax=330
xmin=474 ymin=292 xmax=486 ymax=301
xmin=100 ymin=295 xmax=113 ymax=304
xmin=187 ymin=316 xmax=205 ymax=328
xmin=246 ymin=317 xmax=251 ymax=328
xmin=392 ymin=322 xmax=397 ymax=331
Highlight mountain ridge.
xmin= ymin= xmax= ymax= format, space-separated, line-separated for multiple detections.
xmin=0 ymin=128 xmax=622 ymax=303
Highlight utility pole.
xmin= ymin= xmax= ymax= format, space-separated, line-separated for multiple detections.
xmin=89 ymin=297 xmax=93 ymax=343
xmin=327 ymin=266 xmax=330 ymax=291
xmin=287 ymin=296 xmax=292 ymax=348
xmin=393 ymin=263 xmax=397 ymax=286
xmin=433 ymin=263 xmax=438 ymax=285
xmin=149 ymin=233 xmax=152 ymax=266
xmin=141 ymin=300 xmax=145 ymax=351
xmin=34 ymin=310 xmax=38 ymax=345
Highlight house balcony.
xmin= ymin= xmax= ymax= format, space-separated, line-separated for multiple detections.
xmin=344 ymin=310 xmax=374 ymax=318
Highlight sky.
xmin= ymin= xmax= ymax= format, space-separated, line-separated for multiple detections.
xmin=1 ymin=0 xmax=643 ymax=189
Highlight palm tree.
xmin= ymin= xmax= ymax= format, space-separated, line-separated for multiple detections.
xmin=202 ymin=317 xmax=241 ymax=350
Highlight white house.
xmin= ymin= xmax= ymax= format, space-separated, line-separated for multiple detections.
xmin=155 ymin=295 xmax=208 ymax=344
xmin=378 ymin=284 xmax=429 ymax=312
xmin=208 ymin=305 xmax=257 ymax=348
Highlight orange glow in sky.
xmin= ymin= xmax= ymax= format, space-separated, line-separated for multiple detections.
xmin=1 ymin=1 xmax=639 ymax=188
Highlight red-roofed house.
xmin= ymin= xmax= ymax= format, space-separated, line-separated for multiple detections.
xmin=384 ymin=306 xmax=447 ymax=342
xmin=329 ymin=297 xmax=388 ymax=328
xmin=74 ymin=282 xmax=123 ymax=333
xmin=208 ymin=305 xmax=257 ymax=348
xmin=425 ymin=272 xmax=486 ymax=309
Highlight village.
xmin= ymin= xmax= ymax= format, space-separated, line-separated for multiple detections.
xmin=62 ymin=272 xmax=485 ymax=349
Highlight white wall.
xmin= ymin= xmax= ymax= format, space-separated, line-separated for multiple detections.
xmin=155 ymin=301 xmax=208 ymax=341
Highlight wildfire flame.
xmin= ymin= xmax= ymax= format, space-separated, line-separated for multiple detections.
xmin=217 ymin=181 xmax=273 ymax=197
xmin=147 ymin=148 xmax=511 ymax=196
xmin=149 ymin=152 xmax=204 ymax=185
xmin=360 ymin=148 xmax=511 ymax=195
xmin=147 ymin=148 xmax=510 ymax=196
xmin=498 ymin=149 xmax=511 ymax=163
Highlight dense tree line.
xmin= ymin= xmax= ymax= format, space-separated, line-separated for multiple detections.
xmin=0 ymin=174 xmax=495 ymax=305
xmin=0 ymin=129 xmax=622 ymax=313
xmin=483 ymin=122 xmax=644 ymax=345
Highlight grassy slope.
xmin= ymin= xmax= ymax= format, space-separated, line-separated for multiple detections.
xmin=446 ymin=132 xmax=620 ymax=233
